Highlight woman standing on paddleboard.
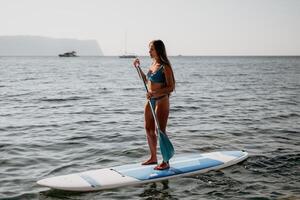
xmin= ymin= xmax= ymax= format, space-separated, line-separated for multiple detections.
xmin=133 ymin=40 xmax=175 ymax=170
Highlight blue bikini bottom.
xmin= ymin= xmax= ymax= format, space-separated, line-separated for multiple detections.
xmin=149 ymin=95 xmax=168 ymax=108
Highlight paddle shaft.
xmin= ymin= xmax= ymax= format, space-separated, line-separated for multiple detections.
xmin=135 ymin=66 xmax=161 ymax=133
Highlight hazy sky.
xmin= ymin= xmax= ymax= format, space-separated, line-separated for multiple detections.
xmin=0 ymin=0 xmax=299 ymax=55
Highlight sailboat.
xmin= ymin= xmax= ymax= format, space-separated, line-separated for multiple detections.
xmin=119 ymin=32 xmax=137 ymax=58
xmin=119 ymin=54 xmax=137 ymax=58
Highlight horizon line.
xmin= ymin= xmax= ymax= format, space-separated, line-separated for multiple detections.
xmin=0 ymin=55 xmax=300 ymax=57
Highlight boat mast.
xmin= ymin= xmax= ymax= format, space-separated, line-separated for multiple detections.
xmin=124 ymin=31 xmax=127 ymax=55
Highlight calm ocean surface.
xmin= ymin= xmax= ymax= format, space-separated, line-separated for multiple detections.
xmin=0 ymin=56 xmax=299 ymax=200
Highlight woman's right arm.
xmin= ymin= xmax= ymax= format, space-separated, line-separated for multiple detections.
xmin=139 ymin=69 xmax=147 ymax=83
xmin=133 ymin=58 xmax=147 ymax=82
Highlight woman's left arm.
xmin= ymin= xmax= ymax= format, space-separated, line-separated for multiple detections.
xmin=152 ymin=65 xmax=175 ymax=97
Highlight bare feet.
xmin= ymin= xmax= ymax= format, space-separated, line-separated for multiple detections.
xmin=154 ymin=161 xmax=170 ymax=170
xmin=142 ymin=159 xmax=158 ymax=165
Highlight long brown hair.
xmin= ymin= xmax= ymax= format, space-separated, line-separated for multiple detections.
xmin=150 ymin=40 xmax=176 ymax=89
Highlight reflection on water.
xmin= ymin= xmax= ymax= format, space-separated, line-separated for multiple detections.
xmin=139 ymin=181 xmax=174 ymax=200
xmin=38 ymin=181 xmax=172 ymax=200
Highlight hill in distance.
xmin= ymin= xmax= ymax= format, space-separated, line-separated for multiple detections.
xmin=0 ymin=35 xmax=103 ymax=56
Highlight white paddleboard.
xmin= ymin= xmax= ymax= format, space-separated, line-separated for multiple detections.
xmin=37 ymin=150 xmax=248 ymax=191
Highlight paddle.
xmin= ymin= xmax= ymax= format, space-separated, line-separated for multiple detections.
xmin=135 ymin=65 xmax=174 ymax=162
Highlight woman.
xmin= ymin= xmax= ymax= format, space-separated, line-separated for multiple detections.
xmin=133 ymin=40 xmax=175 ymax=170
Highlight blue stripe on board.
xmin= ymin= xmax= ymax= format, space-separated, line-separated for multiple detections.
xmin=114 ymin=154 xmax=203 ymax=172
xmin=79 ymin=174 xmax=100 ymax=188
xmin=115 ymin=158 xmax=223 ymax=181
xmin=222 ymin=151 xmax=244 ymax=158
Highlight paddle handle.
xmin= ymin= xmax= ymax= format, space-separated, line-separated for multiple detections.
xmin=135 ymin=66 xmax=161 ymax=132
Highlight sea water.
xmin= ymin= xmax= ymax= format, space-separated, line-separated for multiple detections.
xmin=0 ymin=56 xmax=299 ymax=199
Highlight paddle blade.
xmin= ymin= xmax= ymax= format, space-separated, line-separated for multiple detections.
xmin=158 ymin=131 xmax=174 ymax=162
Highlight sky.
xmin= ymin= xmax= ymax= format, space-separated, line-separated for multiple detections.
xmin=0 ymin=0 xmax=299 ymax=56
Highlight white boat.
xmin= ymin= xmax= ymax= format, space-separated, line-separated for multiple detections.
xmin=119 ymin=32 xmax=136 ymax=58
xmin=119 ymin=54 xmax=137 ymax=58
xmin=59 ymin=51 xmax=78 ymax=57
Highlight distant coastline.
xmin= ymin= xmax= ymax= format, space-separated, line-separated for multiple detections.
xmin=0 ymin=35 xmax=103 ymax=56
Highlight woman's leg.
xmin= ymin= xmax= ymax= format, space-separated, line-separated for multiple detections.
xmin=154 ymin=96 xmax=170 ymax=169
xmin=142 ymin=101 xmax=157 ymax=165
xmin=155 ymin=96 xmax=169 ymax=133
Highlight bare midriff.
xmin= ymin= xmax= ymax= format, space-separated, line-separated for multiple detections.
xmin=148 ymin=81 xmax=164 ymax=94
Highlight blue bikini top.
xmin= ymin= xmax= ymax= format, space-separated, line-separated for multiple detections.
xmin=147 ymin=65 xmax=166 ymax=83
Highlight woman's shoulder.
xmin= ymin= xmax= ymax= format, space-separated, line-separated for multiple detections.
xmin=162 ymin=64 xmax=172 ymax=72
